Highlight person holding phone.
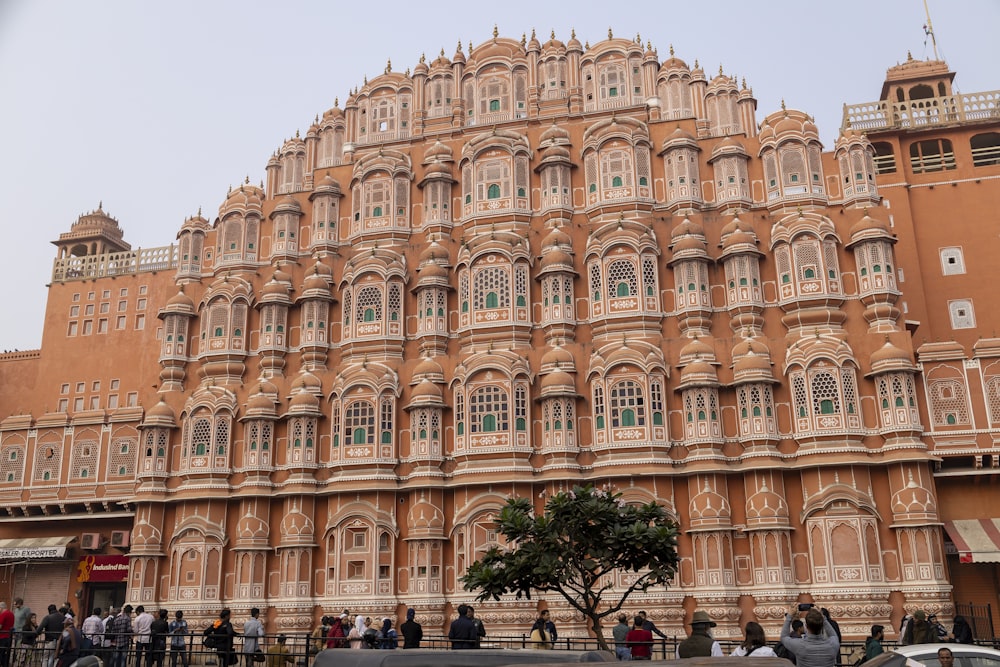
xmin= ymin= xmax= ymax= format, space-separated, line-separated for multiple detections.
xmin=779 ymin=604 xmax=839 ymax=667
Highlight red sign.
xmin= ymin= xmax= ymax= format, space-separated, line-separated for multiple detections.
xmin=77 ymin=555 xmax=130 ymax=583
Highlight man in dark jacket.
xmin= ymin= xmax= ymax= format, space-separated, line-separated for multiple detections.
xmin=677 ymin=610 xmax=722 ymax=658
xmin=399 ymin=609 xmax=422 ymax=649
xmin=447 ymin=605 xmax=476 ymax=650
xmin=40 ymin=605 xmax=66 ymax=667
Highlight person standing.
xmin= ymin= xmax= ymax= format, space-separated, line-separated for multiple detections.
xmin=951 ymin=615 xmax=973 ymax=644
xmin=132 ymin=606 xmax=153 ymax=667
xmin=529 ymin=613 xmax=551 ymax=650
xmin=39 ymin=606 xmax=65 ymax=667
xmin=0 ymin=602 xmax=16 ymax=667
xmin=466 ymin=607 xmax=485 ymax=648
xmin=637 ymin=611 xmax=668 ymax=643
xmin=53 ymin=617 xmax=81 ymax=667
xmin=110 ymin=606 xmax=133 ymax=667
xmin=378 ymin=619 xmax=396 ymax=650
xmin=543 ymin=610 xmax=558 ymax=646
xmin=611 ymin=613 xmax=631 ymax=661
xmin=15 ymin=613 xmax=38 ymax=667
xmin=81 ymin=608 xmax=104 ymax=658
xmin=209 ymin=610 xmax=235 ymax=667
xmin=864 ymin=625 xmax=884 ymax=663
xmin=264 ymin=636 xmax=293 ymax=667
xmin=241 ymin=608 xmax=263 ymax=667
xmin=730 ymin=621 xmax=776 ymax=657
xmin=779 ymin=605 xmax=839 ymax=667
xmin=12 ymin=601 xmax=30 ymax=636
xmin=325 ymin=614 xmax=346 ymax=650
xmin=149 ymin=610 xmax=168 ymax=667
xmin=447 ymin=605 xmax=476 ymax=650
xmin=903 ymin=610 xmax=933 ymax=645
xmin=399 ymin=609 xmax=421 ymax=649
xmin=167 ymin=611 xmax=188 ymax=667
xmin=820 ymin=609 xmax=842 ymax=643
xmin=625 ymin=616 xmax=652 ymax=661
xmin=677 ymin=610 xmax=723 ymax=658
xmin=928 ymin=614 xmax=948 ymax=642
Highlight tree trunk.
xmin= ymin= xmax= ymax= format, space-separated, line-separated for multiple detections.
xmin=587 ymin=612 xmax=610 ymax=652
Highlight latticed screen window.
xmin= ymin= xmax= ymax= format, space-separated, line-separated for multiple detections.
xmin=345 ymin=401 xmax=376 ymax=446
xmin=601 ymin=150 xmax=633 ymax=189
xmin=388 ymin=283 xmax=402 ymax=321
xmin=514 ymin=384 xmax=527 ymax=431
xmin=593 ymin=385 xmax=605 ymax=429
xmin=476 ymin=160 xmax=511 ymax=201
xmin=642 ymin=257 xmax=657 ymax=297
xmin=71 ymin=440 xmax=98 ymax=479
xmin=792 ymin=373 xmax=808 ymax=418
xmin=214 ymin=419 xmax=230 ymax=457
xmin=470 ymin=385 xmax=509 ymax=433
xmin=356 ymin=286 xmax=383 ymax=324
xmin=589 ymin=263 xmax=602 ymax=301
xmin=985 ymin=375 xmax=1000 ymax=425
xmin=650 ymin=380 xmax=664 ymax=425
xmin=342 ymin=291 xmax=352 ymax=327
xmin=780 ymin=147 xmax=806 ymax=186
xmin=479 ymin=77 xmax=510 ymax=114
xmin=34 ymin=443 xmax=61 ymax=482
xmin=810 ymin=371 xmax=841 ymax=415
xmin=514 ymin=265 xmax=528 ymax=307
xmin=365 ymin=179 xmax=390 ymax=218
xmin=929 ymin=379 xmax=970 ymax=426
xmin=108 ymin=438 xmax=137 ymax=477
xmin=599 ymin=64 xmax=625 ymax=99
xmin=794 ymin=240 xmax=821 ymax=280
xmin=0 ymin=444 xmax=24 ymax=483
xmin=380 ymin=397 xmax=394 ymax=445
xmin=610 ymin=380 xmax=646 ymax=427
xmin=191 ymin=418 xmax=211 ymax=456
xmin=607 ymin=259 xmax=638 ymax=298
xmin=474 ymin=266 xmax=511 ymax=310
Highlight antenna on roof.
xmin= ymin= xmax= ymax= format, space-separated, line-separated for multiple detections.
xmin=922 ymin=0 xmax=939 ymax=60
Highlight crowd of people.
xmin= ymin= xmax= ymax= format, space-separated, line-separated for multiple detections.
xmin=0 ymin=596 xmax=981 ymax=667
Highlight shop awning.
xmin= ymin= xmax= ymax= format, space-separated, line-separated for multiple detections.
xmin=0 ymin=536 xmax=75 ymax=559
xmin=943 ymin=519 xmax=1000 ymax=563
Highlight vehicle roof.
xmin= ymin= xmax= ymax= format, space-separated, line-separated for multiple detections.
xmin=312 ymin=648 xmax=616 ymax=667
xmin=895 ymin=644 xmax=1000 ymax=657
xmin=506 ymin=659 xmax=793 ymax=667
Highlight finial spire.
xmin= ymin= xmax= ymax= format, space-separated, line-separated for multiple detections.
xmin=669 ymin=44 xmax=675 ymax=56
xmin=385 ymin=59 xmax=392 ymax=74
xmin=608 ymin=27 xmax=613 ymax=39
xmin=493 ymin=24 xmax=498 ymax=39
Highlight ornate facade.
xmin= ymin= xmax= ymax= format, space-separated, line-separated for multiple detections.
xmin=2 ymin=32 xmax=1000 ymax=639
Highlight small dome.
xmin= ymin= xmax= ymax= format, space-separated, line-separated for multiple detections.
xmin=413 ymin=356 xmax=444 ymax=380
xmin=670 ymin=235 xmax=707 ymax=254
xmin=870 ymin=339 xmax=915 ymax=375
xmin=746 ymin=481 xmax=789 ymax=526
xmin=661 ymin=126 xmax=698 ymax=151
xmin=679 ymin=359 xmax=718 ymax=386
xmin=297 ymin=371 xmax=322 ymax=392
xmin=891 ymin=473 xmax=936 ymax=517
xmin=311 ymin=175 xmax=343 ymax=197
xmin=670 ymin=216 xmax=705 ymax=240
xmin=539 ymin=249 xmax=575 ymax=271
xmin=422 ymin=162 xmax=454 ymax=180
xmin=680 ymin=336 xmax=715 ymax=361
xmin=538 ymin=144 xmax=571 ymax=163
xmin=302 ymin=272 xmax=330 ymax=293
xmin=542 ymin=227 xmax=572 ymax=250
xmin=418 ymin=262 xmax=449 ymax=280
xmin=410 ymin=379 xmax=443 ymax=400
xmin=279 ymin=506 xmax=315 ymax=541
xmin=849 ymin=213 xmax=892 ymax=242
xmin=147 ymin=399 xmax=175 ymax=421
xmin=261 ymin=278 xmax=291 ymax=299
xmin=274 ymin=195 xmax=301 ymax=214
xmin=246 ymin=390 xmax=277 ymax=416
xmin=288 ymin=390 xmax=320 ymax=411
xmin=540 ymin=121 xmax=571 ymax=145
xmin=541 ymin=370 xmax=575 ymax=390
xmin=423 ymin=140 xmax=454 ymax=163
xmin=419 ymin=241 xmax=449 ymax=265
xmin=408 ymin=500 xmax=445 ymax=539
xmin=541 ymin=345 xmax=574 ymax=369
xmin=165 ymin=289 xmax=195 ymax=311
xmin=689 ymin=482 xmax=731 ymax=523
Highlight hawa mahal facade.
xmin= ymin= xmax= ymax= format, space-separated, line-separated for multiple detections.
xmin=2 ymin=29 xmax=1000 ymax=640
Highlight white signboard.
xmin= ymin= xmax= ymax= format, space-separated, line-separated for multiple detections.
xmin=0 ymin=545 xmax=67 ymax=559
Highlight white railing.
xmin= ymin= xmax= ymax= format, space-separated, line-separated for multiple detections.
xmin=52 ymin=245 xmax=178 ymax=282
xmin=842 ymin=90 xmax=1000 ymax=132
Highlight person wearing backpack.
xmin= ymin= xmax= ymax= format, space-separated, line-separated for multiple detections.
xmin=204 ymin=610 xmax=235 ymax=666
xmin=54 ymin=618 xmax=81 ymax=667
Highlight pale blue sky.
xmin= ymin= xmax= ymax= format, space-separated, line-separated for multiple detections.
xmin=1 ymin=0 xmax=997 ymax=351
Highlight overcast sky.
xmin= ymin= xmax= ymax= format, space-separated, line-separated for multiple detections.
xmin=1 ymin=0 xmax=997 ymax=352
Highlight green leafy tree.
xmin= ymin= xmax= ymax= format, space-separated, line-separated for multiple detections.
xmin=461 ymin=484 xmax=680 ymax=651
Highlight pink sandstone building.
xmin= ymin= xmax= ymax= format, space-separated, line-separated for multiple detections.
xmin=1 ymin=30 xmax=1000 ymax=640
